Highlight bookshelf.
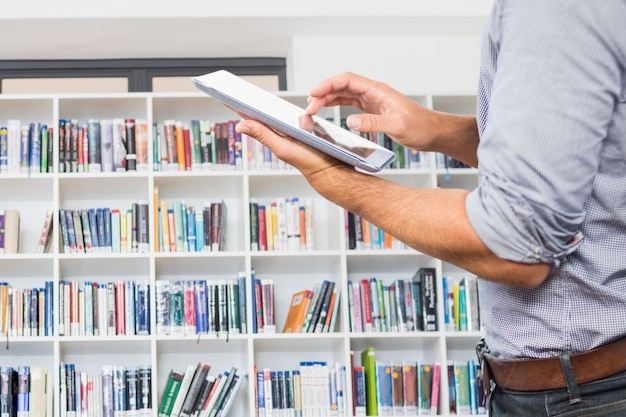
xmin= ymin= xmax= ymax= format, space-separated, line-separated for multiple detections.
xmin=0 ymin=88 xmax=483 ymax=417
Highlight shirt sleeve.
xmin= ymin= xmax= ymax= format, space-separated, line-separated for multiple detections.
xmin=465 ymin=0 xmax=624 ymax=265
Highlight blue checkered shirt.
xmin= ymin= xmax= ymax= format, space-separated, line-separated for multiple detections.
xmin=465 ymin=0 xmax=626 ymax=359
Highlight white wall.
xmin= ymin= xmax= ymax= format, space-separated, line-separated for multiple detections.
xmin=289 ymin=35 xmax=482 ymax=95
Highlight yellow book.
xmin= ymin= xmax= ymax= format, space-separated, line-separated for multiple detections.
xmin=120 ymin=212 xmax=127 ymax=252
xmin=153 ymin=186 xmax=160 ymax=252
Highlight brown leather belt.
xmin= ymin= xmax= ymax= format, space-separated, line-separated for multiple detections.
xmin=484 ymin=336 xmax=626 ymax=391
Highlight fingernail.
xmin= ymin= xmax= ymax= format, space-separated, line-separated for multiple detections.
xmin=347 ymin=115 xmax=361 ymax=129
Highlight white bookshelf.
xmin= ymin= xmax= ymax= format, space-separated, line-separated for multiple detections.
xmin=0 ymin=89 xmax=483 ymax=416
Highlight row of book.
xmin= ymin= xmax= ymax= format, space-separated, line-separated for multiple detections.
xmin=348 ymin=268 xmax=438 ymax=334
xmin=154 ymin=193 xmax=227 ymax=253
xmin=58 ymin=118 xmax=149 ymax=174
xmin=58 ymin=280 xmax=150 ymax=337
xmin=282 ymin=279 xmax=340 ymax=334
xmin=442 ymin=276 xmax=481 ymax=332
xmin=0 ymin=121 xmax=54 ymax=175
xmin=155 ymin=277 xmax=246 ymax=336
xmin=255 ymin=362 xmax=347 ymax=417
xmin=345 ymin=211 xmax=406 ymax=251
xmin=59 ymin=204 xmax=149 ymax=254
xmin=0 ymin=282 xmax=54 ymax=338
xmin=158 ymin=363 xmax=246 ymax=417
xmin=60 ymin=363 xmax=153 ymax=417
xmin=446 ymin=360 xmax=487 ymax=415
xmin=249 ymin=197 xmax=314 ymax=252
xmin=249 ymin=272 xmax=274 ymax=334
xmin=356 ymin=347 xmax=440 ymax=416
xmin=0 ymin=366 xmax=52 ymax=417
xmin=0 ymin=209 xmax=21 ymax=254
xmin=153 ymin=120 xmax=242 ymax=173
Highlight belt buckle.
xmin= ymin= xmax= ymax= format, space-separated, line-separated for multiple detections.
xmin=476 ymin=337 xmax=493 ymax=396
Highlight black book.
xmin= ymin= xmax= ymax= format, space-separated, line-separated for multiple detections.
xmin=125 ymin=119 xmax=137 ymax=171
xmin=413 ymin=267 xmax=438 ymax=331
xmin=306 ymin=280 xmax=330 ymax=333
xmin=180 ymin=363 xmax=211 ymax=417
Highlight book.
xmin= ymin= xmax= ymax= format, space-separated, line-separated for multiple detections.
xmin=401 ymin=361 xmax=417 ymax=416
xmin=417 ymin=363 xmax=432 ymax=414
xmin=413 ymin=267 xmax=438 ymax=331
xmin=375 ymin=361 xmax=392 ymax=416
xmin=360 ymin=347 xmax=377 ymax=416
xmin=352 ymin=366 xmax=366 ymax=417
xmin=0 ymin=209 xmax=20 ymax=254
xmin=430 ymin=363 xmax=441 ymax=415
xmin=390 ymin=362 xmax=403 ymax=416
xmin=180 ymin=363 xmax=211 ymax=417
xmin=158 ymin=371 xmax=184 ymax=417
xmin=305 ymin=279 xmax=331 ymax=333
xmin=453 ymin=361 xmax=471 ymax=414
xmin=170 ymin=364 xmax=197 ymax=417
xmin=282 ymin=289 xmax=313 ymax=333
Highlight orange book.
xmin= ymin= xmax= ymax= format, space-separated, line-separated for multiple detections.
xmin=175 ymin=122 xmax=186 ymax=171
xmin=282 ymin=289 xmax=313 ymax=333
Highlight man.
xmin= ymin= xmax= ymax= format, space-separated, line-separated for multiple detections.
xmin=236 ymin=1 xmax=626 ymax=415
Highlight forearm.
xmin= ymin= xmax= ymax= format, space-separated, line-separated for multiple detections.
xmin=309 ymin=166 xmax=549 ymax=288
xmin=429 ymin=112 xmax=479 ymax=168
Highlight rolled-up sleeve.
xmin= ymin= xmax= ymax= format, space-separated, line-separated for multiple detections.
xmin=465 ymin=0 xmax=623 ymax=265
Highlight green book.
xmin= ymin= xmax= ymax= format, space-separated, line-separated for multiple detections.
xmin=158 ymin=370 xmax=184 ymax=417
xmin=361 ymin=347 xmax=378 ymax=416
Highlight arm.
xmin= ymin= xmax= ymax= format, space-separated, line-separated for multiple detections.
xmin=236 ymin=119 xmax=550 ymax=288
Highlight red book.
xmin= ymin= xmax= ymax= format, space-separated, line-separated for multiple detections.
xmin=258 ymin=205 xmax=267 ymax=251
xmin=115 ymin=281 xmax=126 ymax=335
xmin=360 ymin=278 xmax=373 ymax=332
xmin=183 ymin=126 xmax=192 ymax=171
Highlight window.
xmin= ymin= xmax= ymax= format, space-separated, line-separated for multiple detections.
xmin=0 ymin=57 xmax=287 ymax=94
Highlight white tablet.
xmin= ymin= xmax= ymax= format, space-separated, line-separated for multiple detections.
xmin=192 ymin=70 xmax=396 ymax=173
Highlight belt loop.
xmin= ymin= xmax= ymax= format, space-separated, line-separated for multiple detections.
xmin=559 ymin=352 xmax=582 ymax=404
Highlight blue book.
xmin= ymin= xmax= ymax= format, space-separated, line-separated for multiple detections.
xmin=125 ymin=281 xmax=136 ymax=335
xmin=186 ymin=207 xmax=196 ymax=252
xmin=195 ymin=280 xmax=208 ymax=334
xmin=88 ymin=208 xmax=100 ymax=253
xmin=468 ymin=360 xmax=478 ymax=415
xmin=250 ymin=268 xmax=257 ymax=333
xmin=45 ymin=281 xmax=54 ymax=336
xmin=96 ymin=208 xmax=106 ymax=251
xmin=17 ymin=365 xmax=30 ymax=417
xmin=65 ymin=209 xmax=78 ymax=253
xmin=28 ymin=122 xmax=41 ymax=174
xmin=111 ymin=209 xmax=121 ymax=253
xmin=256 ymin=371 xmax=265 ymax=412
xmin=104 ymin=208 xmax=112 ymax=253
xmin=376 ymin=361 xmax=393 ymax=416
xmin=194 ymin=210 xmax=204 ymax=252
xmin=135 ymin=281 xmax=150 ymax=335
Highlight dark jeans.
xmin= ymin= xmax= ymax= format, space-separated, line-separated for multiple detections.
xmin=489 ymin=370 xmax=626 ymax=416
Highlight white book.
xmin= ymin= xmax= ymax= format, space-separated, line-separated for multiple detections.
xmin=171 ymin=364 xmax=198 ymax=417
